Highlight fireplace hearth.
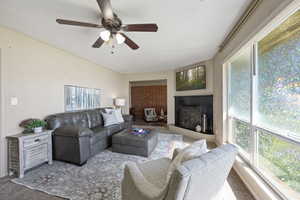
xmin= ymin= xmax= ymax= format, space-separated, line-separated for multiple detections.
xmin=175 ymin=95 xmax=213 ymax=135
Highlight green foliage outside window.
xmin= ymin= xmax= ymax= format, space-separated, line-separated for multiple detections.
xmin=258 ymin=131 xmax=300 ymax=193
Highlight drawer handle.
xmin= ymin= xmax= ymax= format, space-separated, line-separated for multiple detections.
xmin=34 ymin=139 xmax=40 ymax=142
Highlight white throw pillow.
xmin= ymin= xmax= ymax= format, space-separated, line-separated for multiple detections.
xmin=101 ymin=112 xmax=119 ymax=127
xmin=166 ymin=139 xmax=208 ymax=183
xmin=181 ymin=139 xmax=208 ymax=162
xmin=104 ymin=108 xmax=124 ymax=123
xmin=114 ymin=108 xmax=124 ymax=123
xmin=105 ymin=108 xmax=113 ymax=114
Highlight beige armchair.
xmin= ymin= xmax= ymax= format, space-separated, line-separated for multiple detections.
xmin=122 ymin=144 xmax=238 ymax=200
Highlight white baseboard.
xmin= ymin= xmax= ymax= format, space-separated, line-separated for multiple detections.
xmin=233 ymin=156 xmax=282 ymax=200
xmin=168 ymin=125 xmax=216 ymax=142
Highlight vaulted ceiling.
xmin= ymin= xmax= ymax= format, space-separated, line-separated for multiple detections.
xmin=0 ymin=0 xmax=251 ymax=73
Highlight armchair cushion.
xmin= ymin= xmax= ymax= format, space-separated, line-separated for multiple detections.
xmin=122 ymin=158 xmax=170 ymax=200
xmin=137 ymin=158 xmax=171 ymax=188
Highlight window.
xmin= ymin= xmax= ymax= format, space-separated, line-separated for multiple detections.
xmin=227 ymin=10 xmax=300 ymax=200
xmin=64 ymin=85 xmax=101 ymax=112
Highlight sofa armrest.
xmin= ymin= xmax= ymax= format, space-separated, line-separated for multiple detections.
xmin=122 ymin=162 xmax=165 ymax=200
xmin=54 ymin=126 xmax=93 ymax=137
xmin=122 ymin=114 xmax=133 ymax=122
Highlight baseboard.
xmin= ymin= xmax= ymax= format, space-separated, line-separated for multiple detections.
xmin=168 ymin=125 xmax=216 ymax=142
xmin=233 ymin=156 xmax=282 ymax=200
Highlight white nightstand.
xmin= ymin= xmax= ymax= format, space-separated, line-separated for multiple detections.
xmin=6 ymin=130 xmax=53 ymax=178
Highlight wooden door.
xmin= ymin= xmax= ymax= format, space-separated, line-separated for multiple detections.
xmin=131 ymin=85 xmax=167 ymax=120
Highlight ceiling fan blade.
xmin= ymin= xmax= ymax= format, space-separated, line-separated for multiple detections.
xmin=96 ymin=0 xmax=114 ymax=20
xmin=56 ymin=19 xmax=103 ymax=28
xmin=120 ymin=33 xmax=139 ymax=50
xmin=92 ymin=37 xmax=105 ymax=48
xmin=122 ymin=24 xmax=158 ymax=32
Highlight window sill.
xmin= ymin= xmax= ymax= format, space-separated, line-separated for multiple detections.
xmin=233 ymin=155 xmax=283 ymax=200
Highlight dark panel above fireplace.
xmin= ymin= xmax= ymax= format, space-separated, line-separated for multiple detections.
xmin=175 ymin=95 xmax=213 ymax=135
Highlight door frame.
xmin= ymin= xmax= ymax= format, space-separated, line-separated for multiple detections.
xmin=0 ymin=48 xmax=4 ymax=177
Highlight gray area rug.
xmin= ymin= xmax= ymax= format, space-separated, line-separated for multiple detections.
xmin=12 ymin=133 xmax=186 ymax=200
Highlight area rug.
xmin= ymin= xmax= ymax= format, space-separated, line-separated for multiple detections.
xmin=12 ymin=133 xmax=186 ymax=200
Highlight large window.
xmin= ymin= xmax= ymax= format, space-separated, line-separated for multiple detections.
xmin=227 ymin=10 xmax=300 ymax=200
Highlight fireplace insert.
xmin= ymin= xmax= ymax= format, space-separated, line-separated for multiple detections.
xmin=175 ymin=95 xmax=213 ymax=135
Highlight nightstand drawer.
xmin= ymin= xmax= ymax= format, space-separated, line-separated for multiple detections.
xmin=23 ymin=135 xmax=49 ymax=148
xmin=24 ymin=144 xmax=48 ymax=170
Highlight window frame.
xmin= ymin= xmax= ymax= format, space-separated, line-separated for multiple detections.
xmin=225 ymin=7 xmax=300 ymax=200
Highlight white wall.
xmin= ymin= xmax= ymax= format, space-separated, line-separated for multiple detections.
xmin=0 ymin=26 xmax=127 ymax=177
xmin=124 ymin=59 xmax=214 ymax=125
xmin=212 ymin=0 xmax=294 ymax=145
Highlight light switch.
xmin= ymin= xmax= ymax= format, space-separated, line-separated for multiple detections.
xmin=11 ymin=97 xmax=18 ymax=106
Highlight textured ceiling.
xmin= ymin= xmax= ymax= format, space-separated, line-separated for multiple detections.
xmin=0 ymin=0 xmax=251 ymax=73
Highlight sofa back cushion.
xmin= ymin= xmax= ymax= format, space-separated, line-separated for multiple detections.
xmin=46 ymin=111 xmax=90 ymax=130
xmin=86 ymin=109 xmax=104 ymax=128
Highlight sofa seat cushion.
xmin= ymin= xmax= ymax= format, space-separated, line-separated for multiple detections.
xmin=137 ymin=158 xmax=171 ymax=188
xmin=106 ymin=124 xmax=122 ymax=136
xmin=90 ymin=126 xmax=108 ymax=144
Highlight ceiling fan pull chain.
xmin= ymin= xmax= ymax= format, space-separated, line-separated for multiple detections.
xmin=111 ymin=44 xmax=115 ymax=54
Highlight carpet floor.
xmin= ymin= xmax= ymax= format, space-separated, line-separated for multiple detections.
xmin=0 ymin=133 xmax=255 ymax=200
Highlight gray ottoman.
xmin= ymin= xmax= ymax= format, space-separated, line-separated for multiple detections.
xmin=112 ymin=129 xmax=158 ymax=157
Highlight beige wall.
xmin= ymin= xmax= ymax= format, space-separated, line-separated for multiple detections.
xmin=124 ymin=59 xmax=214 ymax=125
xmin=0 ymin=26 xmax=127 ymax=177
xmin=212 ymin=0 xmax=294 ymax=145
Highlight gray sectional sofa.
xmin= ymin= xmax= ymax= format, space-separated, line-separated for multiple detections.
xmin=46 ymin=108 xmax=132 ymax=165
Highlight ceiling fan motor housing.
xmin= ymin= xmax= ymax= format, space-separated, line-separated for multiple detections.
xmin=101 ymin=14 xmax=122 ymax=33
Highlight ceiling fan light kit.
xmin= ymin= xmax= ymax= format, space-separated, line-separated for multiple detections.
xmin=116 ymin=33 xmax=125 ymax=44
xmin=100 ymin=30 xmax=111 ymax=42
xmin=56 ymin=0 xmax=158 ymax=51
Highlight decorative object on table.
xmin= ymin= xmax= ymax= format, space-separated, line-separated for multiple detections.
xmin=64 ymin=85 xmax=101 ymax=112
xmin=114 ymin=98 xmax=126 ymax=114
xmin=202 ymin=113 xmax=207 ymax=133
xmin=144 ymin=108 xmax=158 ymax=122
xmin=195 ymin=124 xmax=202 ymax=133
xmin=160 ymin=108 xmax=165 ymax=117
xmin=176 ymin=63 xmax=206 ymax=91
xmin=23 ymin=119 xmax=47 ymax=133
xmin=130 ymin=128 xmax=150 ymax=136
xmin=7 ymin=130 xmax=53 ymax=178
xmin=19 ymin=118 xmax=39 ymax=133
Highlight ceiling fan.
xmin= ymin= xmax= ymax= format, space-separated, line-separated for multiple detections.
xmin=56 ymin=0 xmax=158 ymax=50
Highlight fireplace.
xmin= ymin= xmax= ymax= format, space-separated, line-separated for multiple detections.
xmin=175 ymin=95 xmax=213 ymax=135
